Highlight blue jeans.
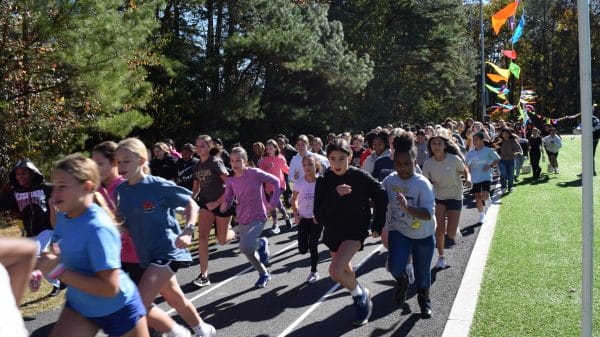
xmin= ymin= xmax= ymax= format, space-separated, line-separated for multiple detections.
xmin=388 ymin=230 xmax=435 ymax=291
xmin=514 ymin=155 xmax=525 ymax=177
xmin=498 ymin=159 xmax=515 ymax=190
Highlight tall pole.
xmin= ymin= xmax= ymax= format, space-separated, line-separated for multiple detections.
xmin=480 ymin=0 xmax=486 ymax=121
xmin=576 ymin=1 xmax=593 ymax=336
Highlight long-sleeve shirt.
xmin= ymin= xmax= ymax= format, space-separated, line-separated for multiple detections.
xmin=498 ymin=138 xmax=523 ymax=160
xmin=223 ymin=168 xmax=281 ymax=225
xmin=314 ymin=166 xmax=388 ymax=237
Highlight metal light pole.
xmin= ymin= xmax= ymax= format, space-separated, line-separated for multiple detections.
xmin=576 ymin=1 xmax=593 ymax=336
xmin=480 ymin=0 xmax=486 ymax=121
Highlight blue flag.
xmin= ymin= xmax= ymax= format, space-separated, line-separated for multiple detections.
xmin=512 ymin=12 xmax=525 ymax=45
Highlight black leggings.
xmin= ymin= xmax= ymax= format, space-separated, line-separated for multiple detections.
xmin=297 ymin=218 xmax=324 ymax=272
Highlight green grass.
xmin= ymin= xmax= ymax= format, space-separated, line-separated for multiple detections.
xmin=471 ymin=135 xmax=600 ymax=337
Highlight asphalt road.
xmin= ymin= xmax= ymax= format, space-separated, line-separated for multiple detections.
xmin=26 ymin=191 xmax=488 ymax=337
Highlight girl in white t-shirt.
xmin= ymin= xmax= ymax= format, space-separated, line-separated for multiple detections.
xmin=292 ymin=154 xmax=322 ymax=284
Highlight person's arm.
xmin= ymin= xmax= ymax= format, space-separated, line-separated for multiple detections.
xmin=257 ymin=169 xmax=281 ymax=208
xmin=291 ymin=190 xmax=300 ymax=224
xmin=0 ymin=238 xmax=36 ymax=304
xmin=219 ymin=180 xmax=234 ymax=213
xmin=367 ymin=173 xmax=388 ymax=235
xmin=313 ymin=178 xmax=324 ymax=224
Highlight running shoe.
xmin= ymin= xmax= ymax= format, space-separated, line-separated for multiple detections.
xmin=417 ymin=289 xmax=433 ymax=319
xmin=255 ymin=272 xmax=271 ymax=288
xmin=478 ymin=212 xmax=486 ymax=224
xmin=195 ymin=323 xmax=216 ymax=337
xmin=257 ymin=237 xmax=270 ymax=264
xmin=284 ymin=216 xmax=293 ymax=231
xmin=270 ymin=225 xmax=281 ymax=235
xmin=306 ymin=272 xmax=320 ymax=284
xmin=49 ymin=285 xmax=62 ymax=297
xmin=193 ymin=274 xmax=211 ymax=288
xmin=352 ymin=286 xmax=373 ymax=326
xmin=436 ymin=256 xmax=446 ymax=269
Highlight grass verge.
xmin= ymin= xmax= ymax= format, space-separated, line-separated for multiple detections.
xmin=470 ymin=135 xmax=600 ymax=336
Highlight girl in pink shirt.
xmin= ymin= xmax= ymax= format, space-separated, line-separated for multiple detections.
xmin=259 ymin=139 xmax=292 ymax=234
xmin=91 ymin=141 xmax=142 ymax=282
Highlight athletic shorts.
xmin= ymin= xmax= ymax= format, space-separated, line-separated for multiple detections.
xmin=545 ymin=150 xmax=559 ymax=157
xmin=69 ymin=291 xmax=146 ymax=337
xmin=323 ymin=232 xmax=365 ymax=253
xmin=198 ymin=200 xmax=235 ymax=217
xmin=471 ymin=181 xmax=491 ymax=194
xmin=122 ymin=262 xmax=145 ymax=285
xmin=149 ymin=259 xmax=191 ymax=274
xmin=435 ymin=198 xmax=463 ymax=211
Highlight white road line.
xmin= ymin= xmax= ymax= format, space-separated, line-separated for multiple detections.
xmin=276 ymin=244 xmax=384 ymax=337
xmin=441 ymin=183 xmax=502 ymax=337
xmin=166 ymin=241 xmax=299 ymax=315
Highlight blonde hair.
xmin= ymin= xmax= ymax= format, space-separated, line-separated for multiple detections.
xmin=53 ymin=154 xmax=116 ymax=222
xmin=117 ymin=138 xmax=150 ymax=174
xmin=153 ymin=142 xmax=169 ymax=153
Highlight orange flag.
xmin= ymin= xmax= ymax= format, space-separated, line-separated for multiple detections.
xmin=492 ymin=2 xmax=518 ymax=35
xmin=487 ymin=73 xmax=508 ymax=83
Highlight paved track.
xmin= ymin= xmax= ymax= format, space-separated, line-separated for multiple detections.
xmin=26 ymin=191 xmax=489 ymax=337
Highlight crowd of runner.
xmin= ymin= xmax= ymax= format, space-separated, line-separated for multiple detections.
xmin=1 ymin=116 xmax=595 ymax=337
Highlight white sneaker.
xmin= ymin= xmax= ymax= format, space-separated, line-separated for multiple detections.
xmin=405 ymin=264 xmax=415 ymax=284
xmin=270 ymin=225 xmax=281 ymax=235
xmin=436 ymin=256 xmax=446 ymax=269
xmin=194 ymin=323 xmax=216 ymax=337
xmin=165 ymin=324 xmax=191 ymax=337
xmin=306 ymin=271 xmax=320 ymax=284
xmin=555 ymin=167 xmax=560 ymax=173
xmin=479 ymin=212 xmax=486 ymax=223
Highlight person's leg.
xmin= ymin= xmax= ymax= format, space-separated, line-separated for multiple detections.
xmin=434 ymin=203 xmax=447 ymax=257
xmin=197 ymin=209 xmax=216 ymax=277
xmin=238 ymin=220 xmax=268 ymax=275
xmin=122 ymin=316 xmax=150 ymax=337
xmin=498 ymin=160 xmax=508 ymax=189
xmin=514 ymin=155 xmax=524 ymax=177
xmin=506 ymin=159 xmax=515 ymax=190
xmin=446 ymin=209 xmax=461 ymax=241
xmin=308 ymin=222 xmax=324 ymax=273
xmin=387 ymin=230 xmax=411 ymax=302
xmin=328 ymin=240 xmax=361 ymax=291
xmin=50 ymin=307 xmax=99 ymax=337
xmin=380 ymin=226 xmax=389 ymax=249
xmin=412 ymin=234 xmax=435 ymax=318
xmin=474 ymin=192 xmax=484 ymax=213
xmin=297 ymin=218 xmax=310 ymax=255
xmin=214 ymin=215 xmax=234 ymax=245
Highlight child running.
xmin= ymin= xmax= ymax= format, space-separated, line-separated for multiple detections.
xmin=314 ymin=138 xmax=388 ymax=326
xmin=291 ymin=153 xmax=322 ymax=283
xmin=422 ymin=129 xmax=470 ymax=269
xmin=465 ymin=132 xmax=500 ymax=223
xmin=192 ymin=134 xmax=235 ymax=288
xmin=220 ymin=147 xmax=281 ymax=288
xmin=259 ymin=139 xmax=293 ymax=234
xmin=37 ymin=154 xmax=149 ymax=337
xmin=115 ymin=138 xmax=215 ymax=337
xmin=91 ymin=141 xmax=143 ymax=284
xmin=382 ymin=133 xmax=436 ymax=318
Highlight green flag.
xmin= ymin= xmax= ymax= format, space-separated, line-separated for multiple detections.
xmin=509 ymin=62 xmax=521 ymax=79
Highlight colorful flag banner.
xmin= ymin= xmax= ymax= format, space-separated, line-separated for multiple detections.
xmin=512 ymin=12 xmax=526 ymax=44
xmin=492 ymin=2 xmax=518 ymax=35
xmin=486 ymin=62 xmax=511 ymax=79
xmin=487 ymin=73 xmax=508 ymax=83
xmin=509 ymin=62 xmax=521 ymax=79
xmin=502 ymin=50 xmax=517 ymax=59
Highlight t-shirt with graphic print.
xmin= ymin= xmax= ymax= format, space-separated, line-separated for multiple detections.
xmin=293 ymin=176 xmax=316 ymax=218
xmin=193 ymin=156 xmax=228 ymax=204
xmin=382 ymin=172 xmax=435 ymax=239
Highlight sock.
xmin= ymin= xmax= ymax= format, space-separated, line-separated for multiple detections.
xmin=193 ymin=322 xmax=213 ymax=336
xmin=167 ymin=324 xmax=187 ymax=337
xmin=350 ymin=284 xmax=363 ymax=297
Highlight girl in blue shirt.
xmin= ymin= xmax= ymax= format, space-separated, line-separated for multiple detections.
xmin=115 ymin=138 xmax=215 ymax=337
xmin=37 ymin=154 xmax=148 ymax=337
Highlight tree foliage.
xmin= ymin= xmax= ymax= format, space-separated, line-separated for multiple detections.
xmin=0 ymin=0 xmax=158 ymax=172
